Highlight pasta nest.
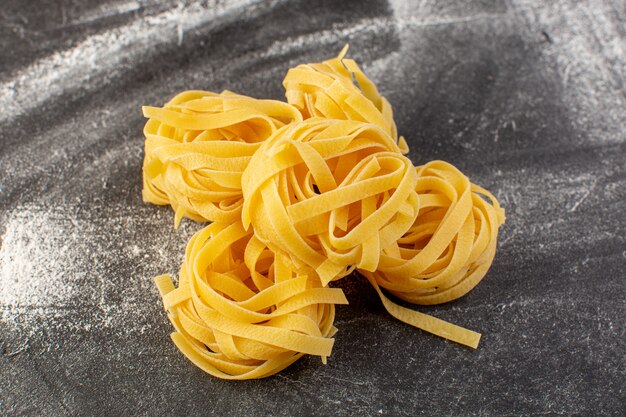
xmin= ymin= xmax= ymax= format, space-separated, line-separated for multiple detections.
xmin=242 ymin=118 xmax=419 ymax=286
xmin=155 ymin=221 xmax=347 ymax=380
xmin=142 ymin=90 xmax=302 ymax=226
xmin=363 ymin=161 xmax=506 ymax=306
xmin=284 ymin=45 xmax=408 ymax=154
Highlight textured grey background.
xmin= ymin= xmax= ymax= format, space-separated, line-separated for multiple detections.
xmin=0 ymin=0 xmax=624 ymax=416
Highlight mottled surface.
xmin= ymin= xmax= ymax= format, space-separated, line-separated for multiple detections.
xmin=1 ymin=0 xmax=624 ymax=415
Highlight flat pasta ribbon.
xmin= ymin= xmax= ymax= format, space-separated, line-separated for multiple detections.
xmin=155 ymin=221 xmax=348 ymax=380
xmin=360 ymin=160 xmax=505 ymax=348
xmin=283 ymin=45 xmax=408 ymax=154
xmin=142 ymin=90 xmax=302 ymax=226
xmin=241 ymin=118 xmax=419 ymax=286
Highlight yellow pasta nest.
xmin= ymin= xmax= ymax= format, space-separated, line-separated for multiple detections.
xmin=241 ymin=118 xmax=419 ymax=286
xmin=145 ymin=46 xmax=506 ymax=379
xmin=359 ymin=161 xmax=505 ymax=349
xmin=284 ymin=45 xmax=408 ymax=154
xmin=155 ymin=221 xmax=347 ymax=380
xmin=142 ymin=90 xmax=302 ymax=226
xmin=369 ymin=161 xmax=506 ymax=306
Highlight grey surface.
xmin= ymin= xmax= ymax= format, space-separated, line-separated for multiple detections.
xmin=1 ymin=0 xmax=624 ymax=416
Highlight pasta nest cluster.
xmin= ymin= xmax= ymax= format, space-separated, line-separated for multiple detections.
xmin=146 ymin=47 xmax=505 ymax=380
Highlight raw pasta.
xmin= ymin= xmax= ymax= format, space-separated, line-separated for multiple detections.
xmin=369 ymin=161 xmax=505 ymax=305
xmin=155 ymin=221 xmax=347 ymax=380
xmin=360 ymin=161 xmax=505 ymax=348
xmin=284 ymin=45 xmax=408 ymax=154
xmin=241 ymin=118 xmax=418 ymax=286
xmin=142 ymin=90 xmax=302 ymax=226
xmin=147 ymin=47 xmax=506 ymax=379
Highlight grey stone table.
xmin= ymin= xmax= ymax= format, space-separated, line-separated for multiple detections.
xmin=1 ymin=1 xmax=624 ymax=415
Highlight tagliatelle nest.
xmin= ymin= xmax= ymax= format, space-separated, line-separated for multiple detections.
xmin=368 ymin=161 xmax=505 ymax=306
xmin=241 ymin=118 xmax=419 ymax=286
xmin=155 ymin=221 xmax=347 ymax=380
xmin=142 ymin=90 xmax=302 ymax=226
xmin=284 ymin=45 xmax=408 ymax=153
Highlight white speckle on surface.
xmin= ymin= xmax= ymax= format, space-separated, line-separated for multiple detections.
xmin=62 ymin=0 xmax=142 ymax=27
xmin=0 ymin=0 xmax=260 ymax=123
xmin=0 ymin=202 xmax=193 ymax=340
xmin=0 ymin=207 xmax=81 ymax=306
xmin=512 ymin=0 xmax=625 ymax=144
